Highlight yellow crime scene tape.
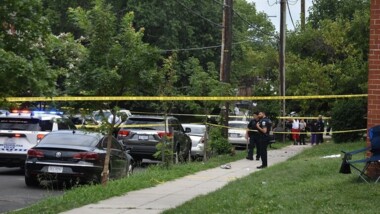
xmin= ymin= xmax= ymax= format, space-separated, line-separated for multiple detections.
xmin=4 ymin=94 xmax=367 ymax=102
xmin=75 ymin=121 xmax=367 ymax=136
xmin=5 ymin=94 xmax=365 ymax=134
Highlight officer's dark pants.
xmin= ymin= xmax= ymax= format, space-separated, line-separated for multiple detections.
xmin=258 ymin=138 xmax=269 ymax=166
xmin=248 ymin=135 xmax=259 ymax=159
xmin=316 ymin=134 xmax=323 ymax=145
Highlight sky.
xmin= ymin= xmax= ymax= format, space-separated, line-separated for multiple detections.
xmin=248 ymin=0 xmax=313 ymax=31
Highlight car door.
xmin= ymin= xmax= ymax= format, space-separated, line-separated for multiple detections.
xmin=170 ymin=119 xmax=191 ymax=155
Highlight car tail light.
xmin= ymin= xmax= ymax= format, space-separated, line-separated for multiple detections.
xmin=37 ymin=134 xmax=45 ymax=143
xmin=73 ymin=152 xmax=99 ymax=161
xmin=14 ymin=134 xmax=21 ymax=137
xmin=27 ymin=149 xmax=44 ymax=158
xmin=157 ymin=131 xmax=173 ymax=139
xmin=118 ymin=130 xmax=130 ymax=137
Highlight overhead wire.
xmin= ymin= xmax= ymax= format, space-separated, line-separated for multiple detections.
xmin=157 ymin=0 xmax=280 ymax=53
xmin=267 ymin=0 xmax=279 ymax=7
xmin=175 ymin=0 xmax=222 ymax=28
xmin=158 ymin=40 xmax=253 ymax=53
xmin=286 ymin=0 xmax=296 ymax=29
xmin=212 ymin=0 xmax=278 ymax=39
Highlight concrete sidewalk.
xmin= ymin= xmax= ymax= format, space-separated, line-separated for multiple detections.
xmin=61 ymin=144 xmax=310 ymax=214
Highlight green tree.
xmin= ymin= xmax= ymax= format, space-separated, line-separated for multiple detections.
xmin=68 ymin=0 xmax=161 ymax=184
xmin=0 ymin=0 xmax=57 ymax=97
xmin=308 ymin=0 xmax=369 ymax=29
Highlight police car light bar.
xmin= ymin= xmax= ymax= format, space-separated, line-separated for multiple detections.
xmin=10 ymin=110 xmax=64 ymax=115
xmin=32 ymin=110 xmax=64 ymax=115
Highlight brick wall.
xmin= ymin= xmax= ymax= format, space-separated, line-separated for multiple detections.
xmin=367 ymin=0 xmax=380 ymax=177
xmin=368 ymin=0 xmax=380 ymax=136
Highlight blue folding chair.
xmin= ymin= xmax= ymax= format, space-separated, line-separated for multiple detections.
xmin=340 ymin=125 xmax=380 ymax=183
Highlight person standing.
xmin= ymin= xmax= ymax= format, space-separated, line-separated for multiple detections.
xmin=316 ymin=115 xmax=325 ymax=145
xmin=245 ymin=112 xmax=260 ymax=161
xmin=299 ymin=119 xmax=307 ymax=145
xmin=256 ymin=111 xmax=272 ymax=169
xmin=291 ymin=118 xmax=300 ymax=145
xmin=309 ymin=119 xmax=317 ymax=145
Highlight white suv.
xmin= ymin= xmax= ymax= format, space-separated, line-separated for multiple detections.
xmin=0 ymin=110 xmax=76 ymax=168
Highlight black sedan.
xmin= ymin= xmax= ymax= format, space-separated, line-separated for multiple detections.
xmin=24 ymin=130 xmax=133 ymax=187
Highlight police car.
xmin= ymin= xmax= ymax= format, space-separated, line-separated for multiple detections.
xmin=0 ymin=110 xmax=76 ymax=168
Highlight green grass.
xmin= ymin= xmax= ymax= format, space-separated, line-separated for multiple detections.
xmin=13 ymin=143 xmax=290 ymax=214
xmin=163 ymin=140 xmax=380 ymax=214
xmin=11 ymin=142 xmax=372 ymax=214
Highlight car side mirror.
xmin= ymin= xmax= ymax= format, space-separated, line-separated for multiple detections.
xmin=185 ymin=127 xmax=191 ymax=133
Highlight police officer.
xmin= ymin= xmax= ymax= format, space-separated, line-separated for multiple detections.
xmin=256 ymin=111 xmax=272 ymax=169
xmin=245 ymin=112 xmax=260 ymax=161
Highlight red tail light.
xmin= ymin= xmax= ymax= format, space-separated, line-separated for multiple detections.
xmin=73 ymin=152 xmax=99 ymax=161
xmin=14 ymin=134 xmax=21 ymax=137
xmin=37 ymin=134 xmax=45 ymax=142
xmin=27 ymin=149 xmax=44 ymax=158
xmin=157 ymin=131 xmax=173 ymax=139
xmin=118 ymin=130 xmax=130 ymax=137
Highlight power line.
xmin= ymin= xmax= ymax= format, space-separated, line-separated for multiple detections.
xmin=287 ymin=0 xmax=298 ymax=5
xmin=233 ymin=8 xmax=279 ymax=40
xmin=267 ymin=0 xmax=279 ymax=7
xmin=158 ymin=40 xmax=253 ymax=53
xmin=286 ymin=0 xmax=296 ymax=29
xmin=175 ymin=0 xmax=222 ymax=28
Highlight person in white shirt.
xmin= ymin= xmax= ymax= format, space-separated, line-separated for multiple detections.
xmin=291 ymin=118 xmax=300 ymax=145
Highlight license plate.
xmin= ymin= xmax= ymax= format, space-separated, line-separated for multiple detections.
xmin=138 ymin=135 xmax=149 ymax=140
xmin=48 ymin=166 xmax=63 ymax=173
xmin=229 ymin=133 xmax=238 ymax=138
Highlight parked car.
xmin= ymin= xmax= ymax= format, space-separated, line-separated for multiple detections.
xmin=0 ymin=110 xmax=76 ymax=168
xmin=0 ymin=109 xmax=9 ymax=115
xmin=117 ymin=115 xmax=192 ymax=163
xmin=228 ymin=120 xmax=249 ymax=148
xmin=24 ymin=130 xmax=133 ymax=187
xmin=182 ymin=124 xmax=206 ymax=159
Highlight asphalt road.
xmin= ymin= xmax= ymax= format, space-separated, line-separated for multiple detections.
xmin=0 ymin=167 xmax=64 ymax=213
xmin=0 ymin=160 xmax=156 ymax=214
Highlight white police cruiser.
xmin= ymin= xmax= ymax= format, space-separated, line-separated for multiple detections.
xmin=0 ymin=110 xmax=76 ymax=168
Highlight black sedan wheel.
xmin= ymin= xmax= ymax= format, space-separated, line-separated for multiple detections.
xmin=25 ymin=176 xmax=39 ymax=187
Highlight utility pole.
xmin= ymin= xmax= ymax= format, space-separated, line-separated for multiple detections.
xmin=301 ymin=0 xmax=305 ymax=30
xmin=220 ymin=0 xmax=233 ymax=138
xmin=280 ymin=0 xmax=286 ymax=142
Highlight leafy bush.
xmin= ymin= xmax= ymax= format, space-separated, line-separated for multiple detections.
xmin=208 ymin=126 xmax=232 ymax=155
xmin=330 ymin=98 xmax=367 ymax=143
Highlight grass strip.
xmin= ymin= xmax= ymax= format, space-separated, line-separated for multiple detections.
xmin=163 ymin=140 xmax=380 ymax=214
xmin=11 ymin=142 xmax=291 ymax=214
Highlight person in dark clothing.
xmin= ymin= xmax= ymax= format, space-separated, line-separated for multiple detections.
xmin=245 ymin=112 xmax=260 ymax=161
xmin=256 ymin=111 xmax=272 ymax=169
xmin=299 ymin=119 xmax=307 ymax=145
xmin=316 ymin=115 xmax=325 ymax=145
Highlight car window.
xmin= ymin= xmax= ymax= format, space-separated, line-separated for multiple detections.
xmin=125 ymin=118 xmax=165 ymax=131
xmin=39 ymin=120 xmax=53 ymax=131
xmin=0 ymin=118 xmax=40 ymax=131
xmin=57 ymin=118 xmax=77 ymax=130
xmin=100 ymin=137 xmax=122 ymax=150
xmin=39 ymin=133 xmax=98 ymax=147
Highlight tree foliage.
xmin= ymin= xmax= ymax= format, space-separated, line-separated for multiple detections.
xmin=0 ymin=0 xmax=56 ymax=97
